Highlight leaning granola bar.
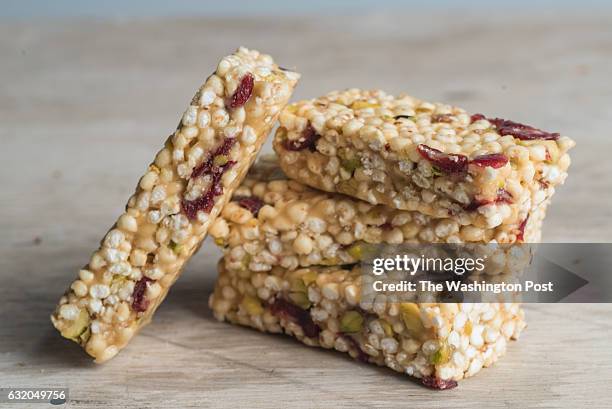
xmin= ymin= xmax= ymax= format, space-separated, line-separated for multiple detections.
xmin=272 ymin=89 xmax=574 ymax=229
xmin=51 ymin=47 xmax=299 ymax=362
xmin=209 ymin=261 xmax=525 ymax=388
xmin=209 ymin=157 xmax=546 ymax=273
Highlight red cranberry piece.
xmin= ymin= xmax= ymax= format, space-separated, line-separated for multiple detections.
xmin=269 ymin=298 xmax=320 ymax=338
xmin=191 ymin=138 xmax=237 ymax=179
xmin=517 ymin=216 xmax=529 ymax=242
xmin=470 ymin=153 xmax=509 ymax=169
xmin=417 ymin=144 xmax=468 ymax=177
xmin=421 ymin=376 xmax=458 ymax=390
xmin=228 ymin=73 xmax=254 ymax=109
xmin=181 ymin=161 xmax=235 ymax=220
xmin=495 ymin=188 xmax=513 ymax=204
xmin=132 ymin=277 xmax=152 ymax=313
xmin=489 ymin=118 xmax=559 ymax=141
xmin=344 ymin=336 xmax=369 ymax=363
xmin=470 ymin=113 xmax=486 ymax=123
xmin=282 ymin=124 xmax=320 ymax=152
xmin=464 ymin=188 xmax=513 ymax=211
xmin=237 ymin=196 xmax=265 ymax=217
xmin=380 ymin=222 xmax=393 ymax=231
xmin=182 ymin=138 xmax=238 ymax=220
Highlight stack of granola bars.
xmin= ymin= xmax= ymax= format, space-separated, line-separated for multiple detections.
xmin=51 ymin=49 xmax=574 ymax=389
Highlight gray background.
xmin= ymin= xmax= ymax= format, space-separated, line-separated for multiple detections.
xmin=1 ymin=1 xmax=612 ymax=408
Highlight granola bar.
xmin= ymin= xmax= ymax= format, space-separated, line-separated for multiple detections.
xmin=209 ymin=261 xmax=525 ymax=387
xmin=210 ymin=157 xmax=546 ymax=273
xmin=51 ymin=48 xmax=300 ymax=362
xmin=272 ymin=89 xmax=574 ymax=229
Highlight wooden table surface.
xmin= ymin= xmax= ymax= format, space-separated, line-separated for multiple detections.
xmin=1 ymin=12 xmax=612 ymax=408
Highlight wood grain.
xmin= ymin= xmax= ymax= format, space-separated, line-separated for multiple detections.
xmin=1 ymin=12 xmax=611 ymax=408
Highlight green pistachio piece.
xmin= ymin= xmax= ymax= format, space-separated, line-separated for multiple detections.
xmin=346 ymin=243 xmax=363 ymax=260
xmin=288 ymin=292 xmax=311 ymax=310
xmin=399 ymin=303 xmax=426 ymax=337
xmin=79 ymin=326 xmax=91 ymax=344
xmin=340 ymin=311 xmax=364 ymax=333
xmin=430 ymin=341 xmax=452 ymax=365
xmin=290 ymin=277 xmax=307 ymax=293
xmin=169 ymin=240 xmax=184 ymax=254
xmin=380 ymin=320 xmax=394 ymax=337
xmin=213 ymin=154 xmax=229 ymax=167
xmin=60 ymin=308 xmax=90 ymax=341
xmin=241 ymin=295 xmax=264 ymax=316
xmin=341 ymin=157 xmax=361 ymax=173
xmin=300 ymin=270 xmax=318 ymax=286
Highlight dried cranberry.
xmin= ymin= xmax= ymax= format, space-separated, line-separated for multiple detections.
xmin=181 ymin=163 xmax=235 ymax=220
xmin=417 ymin=144 xmax=468 ymax=177
xmin=470 ymin=113 xmax=486 ymax=123
xmin=421 ymin=376 xmax=458 ymax=390
xmin=191 ymin=138 xmax=237 ymax=179
xmin=132 ymin=277 xmax=152 ymax=313
xmin=282 ymin=124 xmax=320 ymax=152
xmin=495 ymin=188 xmax=513 ymax=204
xmin=228 ymin=73 xmax=254 ymax=109
xmin=464 ymin=200 xmax=484 ymax=212
xmin=431 ymin=114 xmax=452 ymax=123
xmin=237 ymin=196 xmax=265 ymax=217
xmin=489 ymin=118 xmax=559 ymax=141
xmin=344 ymin=336 xmax=369 ymax=363
xmin=182 ymin=139 xmax=238 ymax=220
xmin=380 ymin=222 xmax=393 ymax=231
xmin=517 ymin=216 xmax=529 ymax=242
xmin=269 ymin=298 xmax=320 ymax=338
xmin=464 ymin=188 xmax=513 ymax=211
xmin=470 ymin=153 xmax=509 ymax=169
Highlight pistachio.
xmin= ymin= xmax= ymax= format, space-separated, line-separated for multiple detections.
xmin=111 ymin=274 xmax=127 ymax=286
xmin=79 ymin=326 xmax=92 ymax=344
xmin=288 ymin=292 xmax=311 ymax=310
xmin=341 ymin=157 xmax=361 ymax=174
xmin=320 ymin=257 xmax=340 ymax=265
xmin=60 ymin=308 xmax=90 ymax=341
xmin=213 ymin=237 xmax=226 ymax=247
xmin=289 ymin=277 xmax=307 ymax=293
xmin=213 ymin=154 xmax=229 ymax=167
xmin=399 ymin=303 xmax=426 ymax=337
xmin=300 ymin=270 xmax=318 ymax=286
xmin=430 ymin=341 xmax=452 ymax=365
xmin=241 ymin=294 xmax=264 ymax=316
xmin=240 ymin=254 xmax=252 ymax=270
xmin=346 ymin=243 xmax=363 ymax=260
xmin=340 ymin=310 xmax=364 ymax=333
xmin=169 ymin=240 xmax=184 ymax=254
xmin=380 ymin=319 xmax=394 ymax=337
